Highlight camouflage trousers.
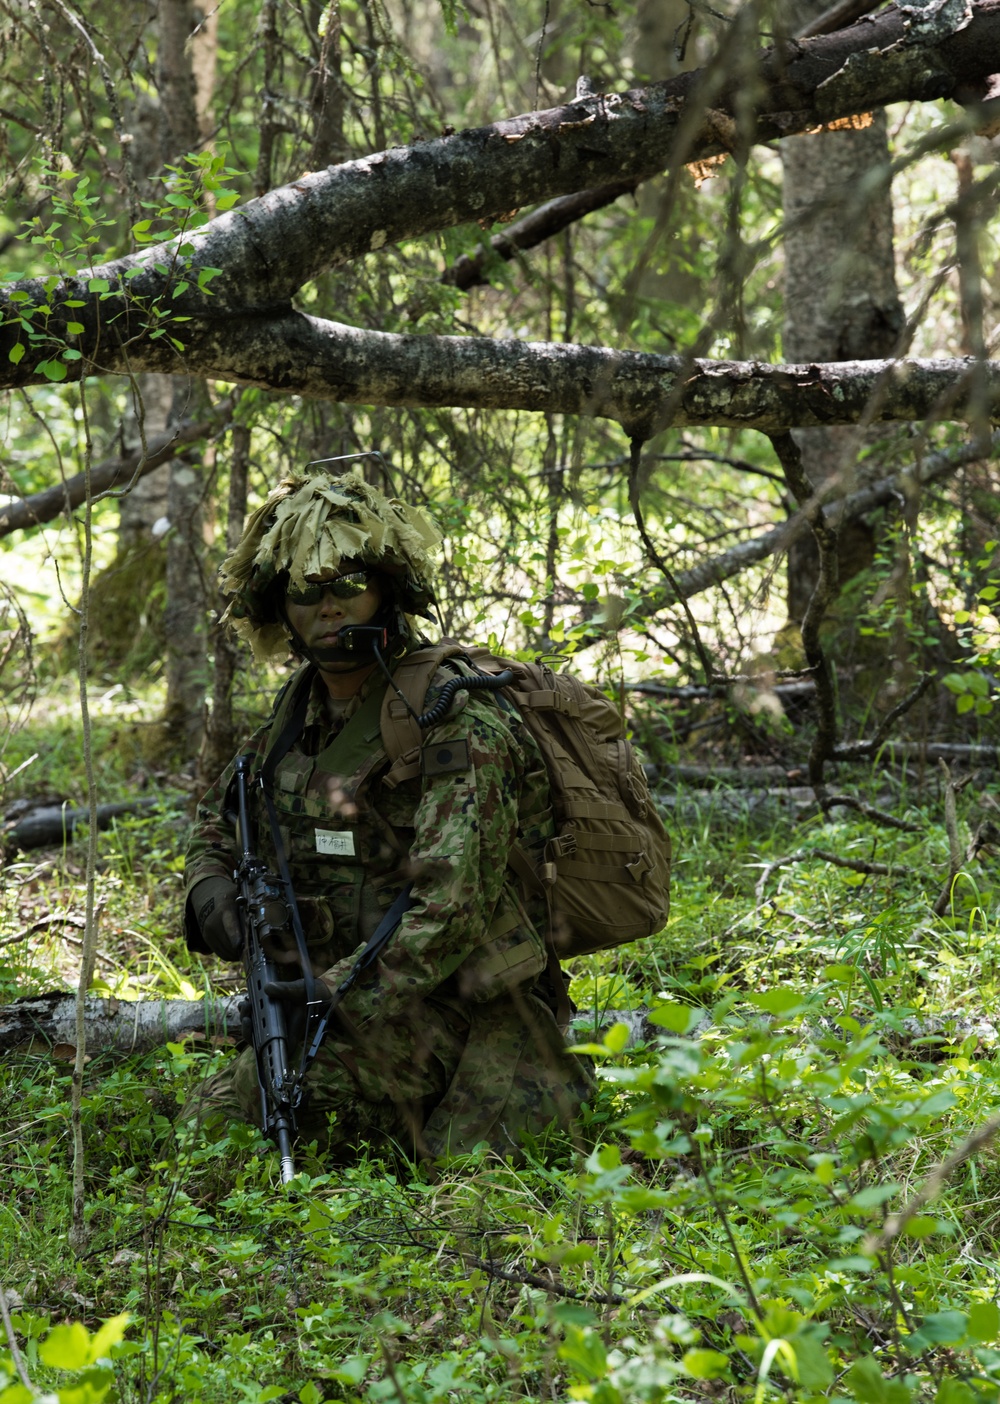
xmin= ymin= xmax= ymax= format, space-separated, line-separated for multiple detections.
xmin=179 ymin=990 xmax=592 ymax=1164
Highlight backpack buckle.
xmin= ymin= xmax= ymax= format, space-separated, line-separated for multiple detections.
xmin=546 ymin=832 xmax=577 ymax=860
xmin=625 ymin=851 xmax=652 ymax=882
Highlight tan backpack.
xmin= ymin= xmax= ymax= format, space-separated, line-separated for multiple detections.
xmin=378 ymin=642 xmax=672 ymax=959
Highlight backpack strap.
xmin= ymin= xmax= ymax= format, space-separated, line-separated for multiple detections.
xmin=380 ymin=639 xmax=471 ymax=790
xmin=508 ymin=842 xmax=572 ymax=1031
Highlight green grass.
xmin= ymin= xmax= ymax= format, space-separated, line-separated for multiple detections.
xmin=1 ymin=693 xmax=1000 ymax=1404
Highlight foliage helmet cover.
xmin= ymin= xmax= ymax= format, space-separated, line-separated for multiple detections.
xmin=219 ymin=470 xmax=442 ymax=661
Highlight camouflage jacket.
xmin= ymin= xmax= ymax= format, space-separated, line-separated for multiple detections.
xmin=185 ymin=656 xmax=558 ymax=1023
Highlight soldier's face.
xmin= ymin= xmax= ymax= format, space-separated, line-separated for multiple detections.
xmin=283 ymin=567 xmax=382 ymax=659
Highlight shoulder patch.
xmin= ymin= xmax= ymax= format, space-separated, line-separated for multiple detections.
xmin=421 ymin=738 xmax=471 ymax=776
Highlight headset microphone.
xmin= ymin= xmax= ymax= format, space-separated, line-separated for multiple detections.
xmin=337 ymin=625 xmax=392 ymax=654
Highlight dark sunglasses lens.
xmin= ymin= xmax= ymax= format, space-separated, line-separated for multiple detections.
xmin=287 ymin=571 xmax=371 ymax=605
xmin=328 ymin=571 xmax=371 ymax=598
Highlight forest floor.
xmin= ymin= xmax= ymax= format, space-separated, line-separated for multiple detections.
xmin=1 ymin=683 xmax=999 ymax=1404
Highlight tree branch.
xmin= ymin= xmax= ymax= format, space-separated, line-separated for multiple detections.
xmin=442 ymin=181 xmax=638 ymax=290
xmin=0 ymin=409 xmax=231 ymax=538
xmin=1 ymin=0 xmax=999 ymax=384
xmin=11 ymin=305 xmax=1000 ymax=430
xmin=665 ymin=430 xmax=987 ymax=603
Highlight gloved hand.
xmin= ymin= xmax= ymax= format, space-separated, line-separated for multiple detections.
xmin=263 ymin=976 xmax=334 ymax=1047
xmin=191 ymin=876 xmax=242 ymax=960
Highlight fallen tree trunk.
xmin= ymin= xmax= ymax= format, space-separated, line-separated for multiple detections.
xmin=2 ymin=992 xmax=991 ymax=1063
xmin=2 ymin=798 xmax=168 ymax=852
xmin=654 ymin=743 xmax=1000 ymax=787
xmin=0 ymin=991 xmax=242 ymax=1056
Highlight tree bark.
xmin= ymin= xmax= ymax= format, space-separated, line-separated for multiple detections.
xmin=0 ymin=992 xmax=241 ymax=1056
xmin=782 ymin=109 xmax=904 ymax=623
xmin=160 ymin=380 xmax=211 ymax=757
xmin=0 ymin=0 xmax=997 ymax=391
xmin=22 ymin=334 xmax=997 ymax=429
xmin=198 ymin=417 xmax=250 ymax=787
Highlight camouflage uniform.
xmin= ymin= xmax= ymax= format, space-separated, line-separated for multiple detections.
xmin=184 ymin=654 xmax=592 ymax=1162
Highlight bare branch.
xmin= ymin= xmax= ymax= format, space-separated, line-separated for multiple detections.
xmin=864 ymin=1115 xmax=1000 ymax=1255
xmin=442 ymin=182 xmax=638 ymax=290
xmin=0 ymin=408 xmax=230 ymax=538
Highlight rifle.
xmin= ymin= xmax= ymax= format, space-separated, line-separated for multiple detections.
xmin=232 ymin=753 xmax=301 ymax=1184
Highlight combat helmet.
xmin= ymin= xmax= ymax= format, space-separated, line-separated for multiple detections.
xmin=219 ymin=467 xmax=442 ymax=663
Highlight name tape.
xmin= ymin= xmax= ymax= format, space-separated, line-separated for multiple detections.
xmin=315 ymin=829 xmax=356 ymax=857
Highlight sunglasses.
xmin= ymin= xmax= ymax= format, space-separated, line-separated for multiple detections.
xmin=285 ymin=570 xmax=373 ymax=606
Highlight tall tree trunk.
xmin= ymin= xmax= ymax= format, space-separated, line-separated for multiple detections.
xmin=781 ymin=112 xmax=904 ymax=626
xmin=157 ymin=0 xmax=215 ymax=761
xmin=162 ymin=377 xmax=211 ymax=758
xmin=198 ymin=416 xmax=250 ymax=787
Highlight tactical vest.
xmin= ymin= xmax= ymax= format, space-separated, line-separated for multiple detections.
xmin=252 ymin=663 xmax=550 ymax=1003
xmin=255 ymin=669 xmax=410 ymax=964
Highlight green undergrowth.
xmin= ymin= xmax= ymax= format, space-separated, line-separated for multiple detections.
xmin=1 ymin=707 xmax=1000 ymax=1403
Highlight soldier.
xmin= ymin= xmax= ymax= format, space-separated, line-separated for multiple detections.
xmin=184 ymin=469 xmax=592 ymax=1163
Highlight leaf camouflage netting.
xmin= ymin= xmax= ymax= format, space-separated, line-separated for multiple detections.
xmin=219 ymin=471 xmax=442 ymax=662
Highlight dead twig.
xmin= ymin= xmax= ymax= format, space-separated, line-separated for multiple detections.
xmin=932 ymin=760 xmax=978 ymax=915
xmin=863 ymin=1115 xmax=1000 ymax=1256
xmin=819 ymin=793 xmax=923 ymax=833
xmin=835 ymin=673 xmax=936 ymax=760
xmin=0 ymin=1282 xmax=32 ymax=1390
xmin=755 ymin=846 xmax=894 ymax=908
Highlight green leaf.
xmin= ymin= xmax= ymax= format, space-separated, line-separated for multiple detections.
xmin=62 ymin=348 xmax=82 ymax=360
xmin=602 ymin=1021 xmax=631 ymax=1054
xmin=749 ymin=987 xmax=806 ymax=1015
xmin=682 ymin=1349 xmax=729 ymax=1379
xmin=216 ymin=191 xmax=240 ymax=210
xmin=902 ymin=1215 xmax=940 ymax=1238
xmin=790 ymin=1326 xmax=834 ymax=1389
xmin=848 ymin=1183 xmax=900 ymax=1210
xmin=298 ymin=1382 xmax=322 ymax=1404
xmin=39 ymin=1322 xmax=90 ymax=1370
xmin=65 ymin=321 xmax=85 ymax=335
xmin=330 ymin=1356 xmax=369 ymax=1386
xmin=37 ymin=358 xmax=68 ymax=381
xmin=558 ymin=1324 xmax=607 ymax=1380
xmin=89 ymin=1314 xmax=130 ymax=1362
xmin=967 ymin=1301 xmax=1000 ymax=1343
xmin=648 ymin=1002 xmax=703 ymax=1035
xmin=87 ymin=278 xmax=109 ymax=293
xmin=935 ymin=1380 xmax=978 ymax=1404
xmin=847 ymin=1355 xmax=912 ymax=1404
xmin=8 ymin=343 xmax=24 ymax=364
xmin=0 ymin=1383 xmax=33 ymax=1404
xmin=906 ymin=1310 xmax=968 ymax=1349
xmin=956 ymin=693 xmax=975 ymax=715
